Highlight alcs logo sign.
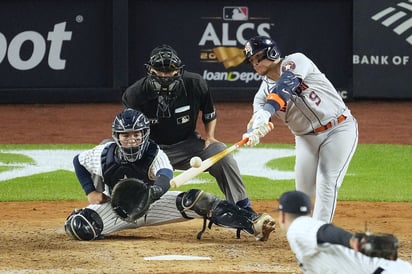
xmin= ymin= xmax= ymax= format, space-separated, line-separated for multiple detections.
xmin=0 ymin=22 xmax=72 ymax=70
xmin=198 ymin=7 xmax=273 ymax=69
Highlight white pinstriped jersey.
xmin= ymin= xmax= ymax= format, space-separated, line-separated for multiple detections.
xmin=252 ymin=53 xmax=351 ymax=136
xmin=78 ymin=141 xmax=173 ymax=189
xmin=287 ymin=216 xmax=412 ymax=274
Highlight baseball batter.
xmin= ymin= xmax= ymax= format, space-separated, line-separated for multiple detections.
xmin=64 ymin=108 xmax=276 ymax=241
xmin=242 ymin=36 xmax=359 ymax=223
xmin=276 ymin=190 xmax=412 ymax=273
xmin=122 ymin=44 xmax=255 ymax=212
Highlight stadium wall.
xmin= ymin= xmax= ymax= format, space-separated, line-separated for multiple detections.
xmin=0 ymin=0 xmax=410 ymax=103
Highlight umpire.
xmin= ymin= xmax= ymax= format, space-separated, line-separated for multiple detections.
xmin=122 ymin=44 xmax=255 ymax=212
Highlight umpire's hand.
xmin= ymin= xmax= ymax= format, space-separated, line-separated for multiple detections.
xmin=87 ymin=191 xmax=110 ymax=204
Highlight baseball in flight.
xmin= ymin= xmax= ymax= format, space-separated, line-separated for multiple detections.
xmin=190 ymin=156 xmax=202 ymax=168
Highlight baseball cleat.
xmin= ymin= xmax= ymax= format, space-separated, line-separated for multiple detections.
xmin=253 ymin=213 xmax=276 ymax=241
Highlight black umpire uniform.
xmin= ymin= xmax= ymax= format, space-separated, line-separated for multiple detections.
xmin=122 ymin=44 xmax=253 ymax=210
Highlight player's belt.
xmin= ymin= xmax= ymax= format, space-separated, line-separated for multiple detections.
xmin=313 ymin=114 xmax=347 ymax=133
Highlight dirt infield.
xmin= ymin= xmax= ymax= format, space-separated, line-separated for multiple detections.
xmin=0 ymin=100 xmax=411 ymax=273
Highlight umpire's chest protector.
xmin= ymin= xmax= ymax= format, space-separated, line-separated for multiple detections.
xmin=101 ymin=143 xmax=158 ymax=190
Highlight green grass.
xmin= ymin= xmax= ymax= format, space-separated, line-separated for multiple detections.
xmin=0 ymin=152 xmax=35 ymax=164
xmin=338 ymin=145 xmax=412 ymax=201
xmin=0 ymin=152 xmax=35 ymax=172
xmin=0 ymin=144 xmax=411 ymax=202
xmin=0 ymin=171 xmax=84 ymax=201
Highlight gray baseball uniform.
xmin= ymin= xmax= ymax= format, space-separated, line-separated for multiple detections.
xmin=252 ymin=53 xmax=358 ymax=222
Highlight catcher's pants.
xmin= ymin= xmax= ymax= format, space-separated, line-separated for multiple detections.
xmin=86 ymin=191 xmax=198 ymax=235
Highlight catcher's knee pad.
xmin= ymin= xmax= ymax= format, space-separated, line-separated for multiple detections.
xmin=64 ymin=208 xmax=104 ymax=241
xmin=176 ymin=189 xmax=221 ymax=218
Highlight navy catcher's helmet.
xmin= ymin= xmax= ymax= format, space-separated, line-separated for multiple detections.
xmin=244 ymin=36 xmax=280 ymax=61
xmin=112 ymin=108 xmax=150 ymax=162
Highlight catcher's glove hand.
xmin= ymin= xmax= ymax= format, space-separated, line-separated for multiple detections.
xmin=352 ymin=232 xmax=399 ymax=260
xmin=111 ymin=178 xmax=157 ymax=223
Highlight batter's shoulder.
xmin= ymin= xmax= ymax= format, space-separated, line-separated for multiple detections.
xmin=284 ymin=52 xmax=311 ymax=63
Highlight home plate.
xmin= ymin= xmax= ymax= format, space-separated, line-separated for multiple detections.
xmin=144 ymin=255 xmax=211 ymax=261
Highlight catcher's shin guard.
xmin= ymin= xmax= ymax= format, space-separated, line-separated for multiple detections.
xmin=211 ymin=201 xmax=276 ymax=241
xmin=176 ymin=189 xmax=275 ymax=241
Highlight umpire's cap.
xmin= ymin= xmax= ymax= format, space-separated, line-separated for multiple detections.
xmin=276 ymin=190 xmax=311 ymax=215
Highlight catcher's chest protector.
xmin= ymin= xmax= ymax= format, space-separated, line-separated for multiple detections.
xmin=101 ymin=143 xmax=157 ymax=189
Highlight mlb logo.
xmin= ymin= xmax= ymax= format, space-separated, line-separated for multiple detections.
xmin=223 ymin=7 xmax=248 ymax=21
xmin=177 ymin=115 xmax=190 ymax=125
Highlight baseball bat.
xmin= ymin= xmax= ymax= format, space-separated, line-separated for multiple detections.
xmin=170 ymin=138 xmax=248 ymax=188
xmin=170 ymin=122 xmax=273 ymax=188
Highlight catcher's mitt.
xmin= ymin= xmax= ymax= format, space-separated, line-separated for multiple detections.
xmin=353 ymin=232 xmax=399 ymax=260
xmin=111 ymin=178 xmax=151 ymax=223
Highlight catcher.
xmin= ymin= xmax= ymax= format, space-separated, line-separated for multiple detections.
xmin=276 ymin=190 xmax=412 ymax=273
xmin=64 ymin=108 xmax=276 ymax=241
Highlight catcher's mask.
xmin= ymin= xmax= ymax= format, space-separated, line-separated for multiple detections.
xmin=244 ymin=36 xmax=280 ymax=63
xmin=112 ymin=108 xmax=150 ymax=162
xmin=145 ymin=44 xmax=185 ymax=118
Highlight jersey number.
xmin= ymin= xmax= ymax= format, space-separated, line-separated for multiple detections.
xmin=309 ymin=91 xmax=321 ymax=106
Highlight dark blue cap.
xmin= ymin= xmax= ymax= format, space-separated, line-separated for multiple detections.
xmin=277 ymin=190 xmax=311 ymax=215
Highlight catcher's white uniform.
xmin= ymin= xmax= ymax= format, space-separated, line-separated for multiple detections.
xmin=78 ymin=142 xmax=191 ymax=234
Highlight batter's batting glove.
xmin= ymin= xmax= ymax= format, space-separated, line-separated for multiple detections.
xmin=242 ymin=123 xmax=274 ymax=147
xmin=254 ymin=122 xmax=274 ymax=137
xmin=251 ymin=109 xmax=272 ymax=130
xmin=243 ymin=132 xmax=260 ymax=147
